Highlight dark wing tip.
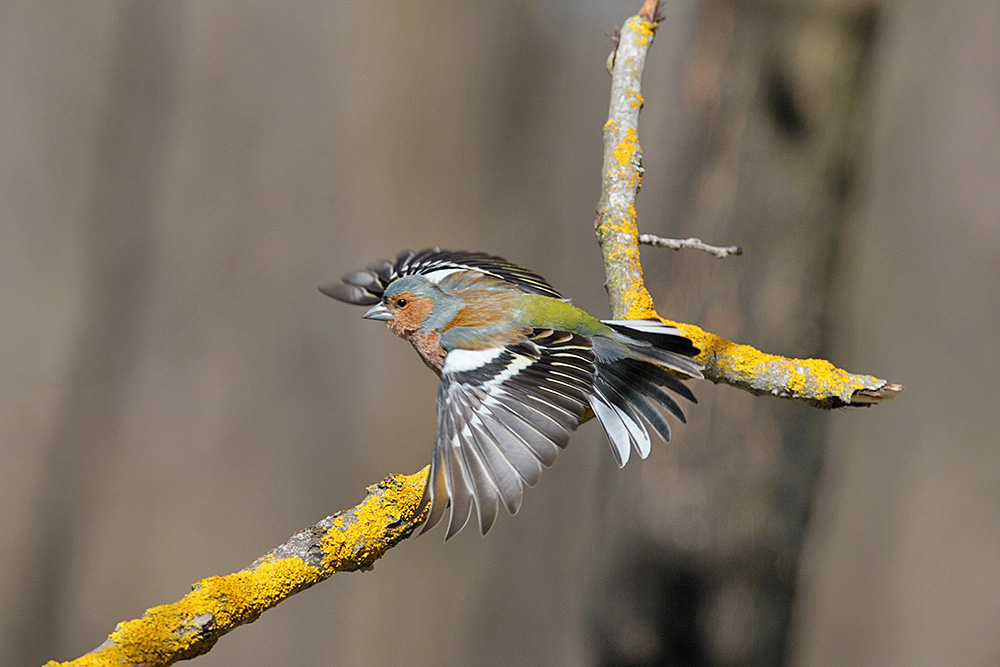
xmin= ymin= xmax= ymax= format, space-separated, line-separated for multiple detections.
xmin=406 ymin=248 xmax=564 ymax=299
xmin=321 ymin=247 xmax=563 ymax=308
xmin=317 ymin=281 xmax=380 ymax=305
xmin=319 ymin=265 xmax=394 ymax=305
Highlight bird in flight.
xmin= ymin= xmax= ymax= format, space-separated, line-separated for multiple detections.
xmin=321 ymin=249 xmax=702 ymax=540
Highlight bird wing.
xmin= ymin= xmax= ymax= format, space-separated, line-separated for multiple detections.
xmin=587 ymin=319 xmax=702 ymax=467
xmin=420 ymin=329 xmax=595 ymax=539
xmin=319 ymin=248 xmax=564 ymax=305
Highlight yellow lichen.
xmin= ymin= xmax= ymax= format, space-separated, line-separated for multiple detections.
xmin=321 ymin=469 xmax=427 ymax=572
xmin=788 ymin=358 xmax=873 ymax=396
xmin=632 ymin=17 xmax=657 ymax=46
xmin=47 ymin=556 xmax=324 ymax=666
xmin=613 ymin=128 xmax=639 ymax=168
xmin=624 ymin=286 xmax=657 ymax=320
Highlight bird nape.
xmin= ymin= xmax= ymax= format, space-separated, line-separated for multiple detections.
xmin=321 ymin=248 xmax=702 ymax=540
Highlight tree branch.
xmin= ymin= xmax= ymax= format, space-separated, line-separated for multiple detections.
xmin=595 ymin=11 xmax=660 ymax=320
xmin=46 ymin=470 xmax=429 ymax=667
xmin=594 ymin=3 xmax=901 ymax=408
xmin=667 ymin=322 xmax=903 ymax=407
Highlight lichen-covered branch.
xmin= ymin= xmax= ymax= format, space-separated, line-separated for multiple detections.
xmin=47 ymin=470 xmax=429 ymax=667
xmin=667 ymin=322 xmax=902 ymax=407
xmin=595 ymin=11 xmax=660 ymax=321
xmin=594 ymin=3 xmax=901 ymax=407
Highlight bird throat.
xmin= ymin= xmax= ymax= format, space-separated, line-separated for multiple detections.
xmin=405 ymin=329 xmax=446 ymax=374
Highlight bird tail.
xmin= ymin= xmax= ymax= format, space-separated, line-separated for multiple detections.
xmin=589 ymin=319 xmax=703 ymax=467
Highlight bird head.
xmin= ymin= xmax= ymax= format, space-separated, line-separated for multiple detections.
xmin=363 ymin=275 xmax=461 ymax=337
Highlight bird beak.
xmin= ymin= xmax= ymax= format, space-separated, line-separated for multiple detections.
xmin=363 ymin=303 xmax=393 ymax=321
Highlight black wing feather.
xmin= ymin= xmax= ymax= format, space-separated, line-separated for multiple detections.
xmin=320 ymin=248 xmax=563 ymax=305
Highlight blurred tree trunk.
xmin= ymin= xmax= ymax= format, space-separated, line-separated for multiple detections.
xmin=792 ymin=2 xmax=1000 ymax=665
xmin=590 ymin=1 xmax=880 ymax=665
xmin=2 ymin=5 xmax=181 ymax=665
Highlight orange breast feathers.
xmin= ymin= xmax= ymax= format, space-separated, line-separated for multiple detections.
xmin=440 ymin=289 xmax=518 ymax=331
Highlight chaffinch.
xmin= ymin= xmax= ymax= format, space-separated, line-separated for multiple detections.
xmin=321 ymin=249 xmax=702 ymax=539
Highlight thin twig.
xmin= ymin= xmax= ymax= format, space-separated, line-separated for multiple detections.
xmin=639 ymin=233 xmax=743 ymax=258
xmin=638 ymin=0 xmax=661 ymax=23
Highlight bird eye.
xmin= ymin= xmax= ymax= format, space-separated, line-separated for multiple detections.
xmin=395 ymin=298 xmax=408 ymax=308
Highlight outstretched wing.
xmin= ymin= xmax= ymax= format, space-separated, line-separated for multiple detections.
xmin=319 ymin=248 xmax=564 ymax=305
xmin=421 ymin=329 xmax=595 ymax=540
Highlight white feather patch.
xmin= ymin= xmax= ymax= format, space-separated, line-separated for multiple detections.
xmin=484 ymin=355 xmax=533 ymax=388
xmin=443 ymin=347 xmax=505 ymax=373
xmin=422 ymin=268 xmax=465 ymax=284
xmin=602 ymin=319 xmax=682 ymax=336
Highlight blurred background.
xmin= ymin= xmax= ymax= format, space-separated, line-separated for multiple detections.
xmin=2 ymin=1 xmax=998 ymax=665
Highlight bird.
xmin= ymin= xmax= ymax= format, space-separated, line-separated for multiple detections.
xmin=320 ymin=248 xmax=702 ymax=540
